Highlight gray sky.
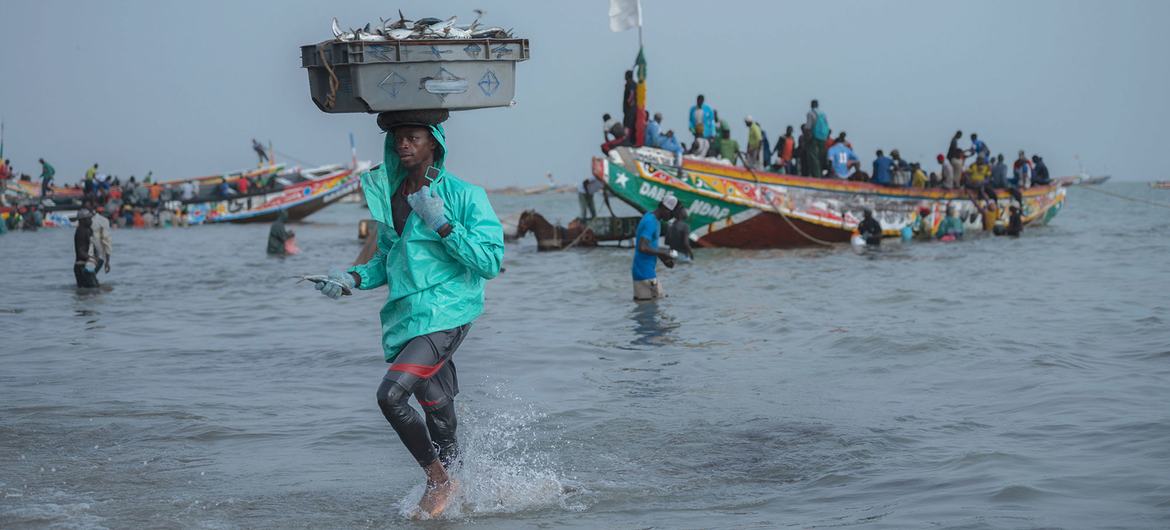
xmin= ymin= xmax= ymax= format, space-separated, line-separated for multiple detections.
xmin=1 ymin=0 xmax=1167 ymax=185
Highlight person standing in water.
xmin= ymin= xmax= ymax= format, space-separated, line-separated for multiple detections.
xmin=266 ymin=210 xmax=294 ymax=256
xmin=73 ymin=210 xmax=99 ymax=288
xmin=313 ymin=110 xmax=504 ymax=518
xmin=632 ymin=195 xmax=677 ymax=301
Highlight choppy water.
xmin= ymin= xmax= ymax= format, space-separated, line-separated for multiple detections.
xmin=2 ymin=183 xmax=1168 ymax=529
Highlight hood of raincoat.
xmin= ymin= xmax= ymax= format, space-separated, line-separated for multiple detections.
xmin=361 ymin=124 xmax=448 ymax=226
xmin=349 ymin=123 xmax=505 ymax=361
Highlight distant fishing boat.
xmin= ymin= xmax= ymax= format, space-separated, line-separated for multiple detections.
xmin=1057 ymin=174 xmax=1112 ymax=187
xmin=1151 ymin=181 xmax=1170 ymax=190
xmin=8 ymin=161 xmax=371 ymax=228
xmin=593 ymin=146 xmax=1066 ymax=249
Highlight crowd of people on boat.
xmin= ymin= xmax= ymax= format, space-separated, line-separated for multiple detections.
xmin=600 ymin=77 xmax=1055 ymax=194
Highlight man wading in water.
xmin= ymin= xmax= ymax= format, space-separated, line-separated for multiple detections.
xmin=314 ymin=109 xmax=504 ymax=518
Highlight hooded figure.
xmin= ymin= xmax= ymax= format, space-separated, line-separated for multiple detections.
xmin=347 ymin=122 xmax=504 ymax=359
xmin=319 ymin=115 xmax=504 ymax=518
xmin=267 ymin=210 xmax=293 ymax=255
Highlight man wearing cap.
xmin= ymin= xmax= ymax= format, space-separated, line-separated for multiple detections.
xmin=632 ymin=195 xmax=677 ymax=301
xmin=313 ymin=109 xmax=504 ymax=518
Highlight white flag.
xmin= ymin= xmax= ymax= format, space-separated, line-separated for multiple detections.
xmin=609 ymin=0 xmax=642 ymax=32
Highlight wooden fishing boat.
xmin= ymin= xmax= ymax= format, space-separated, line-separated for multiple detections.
xmin=592 ymin=146 xmax=1066 ymax=249
xmin=7 ymin=162 xmax=371 ymax=227
xmin=1149 ymin=181 xmax=1170 ymax=190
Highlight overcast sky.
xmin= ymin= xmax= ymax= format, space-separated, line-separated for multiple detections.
xmin=1 ymin=0 xmax=1166 ymax=185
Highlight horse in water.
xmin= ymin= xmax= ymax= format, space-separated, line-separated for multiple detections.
xmin=516 ymin=210 xmax=597 ymax=251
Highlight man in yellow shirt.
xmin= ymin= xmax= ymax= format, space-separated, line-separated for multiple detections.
xmin=966 ymin=156 xmax=994 ymax=200
xmin=911 ymin=162 xmax=928 ymax=188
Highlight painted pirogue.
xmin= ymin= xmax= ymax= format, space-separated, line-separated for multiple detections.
xmin=593 ymin=146 xmax=1066 ymax=249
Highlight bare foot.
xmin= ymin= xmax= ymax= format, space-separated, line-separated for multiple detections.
xmin=417 ymin=478 xmax=458 ymax=518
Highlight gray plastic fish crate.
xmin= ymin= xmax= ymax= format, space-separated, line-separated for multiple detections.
xmin=301 ymin=38 xmax=529 ymax=113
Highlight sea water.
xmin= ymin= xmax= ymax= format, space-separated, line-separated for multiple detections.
xmin=1 ymin=184 xmax=1167 ymax=528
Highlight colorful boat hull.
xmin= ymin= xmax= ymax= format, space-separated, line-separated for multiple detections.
xmin=593 ymin=147 xmax=1066 ymax=249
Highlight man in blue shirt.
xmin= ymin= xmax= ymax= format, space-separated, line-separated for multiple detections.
xmin=828 ymin=141 xmax=859 ymax=179
xmin=645 ymin=112 xmax=662 ymax=148
xmin=872 ymin=149 xmax=894 ymax=185
xmin=688 ymin=95 xmax=715 ymax=140
xmin=632 ymin=195 xmax=678 ymax=301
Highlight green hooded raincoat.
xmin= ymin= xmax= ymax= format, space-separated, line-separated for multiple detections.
xmin=348 ymin=125 xmax=504 ymax=361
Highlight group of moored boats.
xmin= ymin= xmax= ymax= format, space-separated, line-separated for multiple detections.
xmin=1 ymin=161 xmax=371 ymax=229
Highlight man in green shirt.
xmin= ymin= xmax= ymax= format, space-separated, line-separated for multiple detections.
xmin=745 ymin=116 xmax=763 ymax=168
xmin=39 ymin=158 xmax=55 ymax=198
xmin=718 ymin=128 xmax=740 ymax=164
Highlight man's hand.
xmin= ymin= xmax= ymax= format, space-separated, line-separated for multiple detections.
xmin=316 ymin=269 xmax=355 ymax=300
xmin=103 ymin=259 xmax=111 ymax=273
xmin=660 ymin=251 xmax=675 ymax=268
xmin=407 ymin=185 xmax=449 ymax=233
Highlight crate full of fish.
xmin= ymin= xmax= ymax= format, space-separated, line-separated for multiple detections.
xmin=302 ymin=11 xmax=529 ymax=114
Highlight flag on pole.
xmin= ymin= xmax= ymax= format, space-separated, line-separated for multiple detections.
xmin=609 ymin=0 xmax=642 ymax=32
xmin=633 ymin=48 xmax=648 ymax=147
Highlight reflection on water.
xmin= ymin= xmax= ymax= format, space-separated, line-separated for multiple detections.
xmin=630 ymin=300 xmax=678 ymax=347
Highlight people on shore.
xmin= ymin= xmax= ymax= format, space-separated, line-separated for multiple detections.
xmin=633 ymin=195 xmax=677 ymax=301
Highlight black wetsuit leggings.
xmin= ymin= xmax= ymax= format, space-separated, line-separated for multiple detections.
xmin=376 ymin=379 xmax=458 ymax=468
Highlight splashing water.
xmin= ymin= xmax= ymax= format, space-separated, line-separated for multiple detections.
xmin=396 ymin=386 xmax=587 ymax=520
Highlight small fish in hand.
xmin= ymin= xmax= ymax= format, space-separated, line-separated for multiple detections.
xmin=297 ymin=275 xmax=352 ymax=296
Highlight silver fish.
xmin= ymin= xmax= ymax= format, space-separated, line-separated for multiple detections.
xmin=331 ymin=17 xmax=356 ymax=42
xmin=381 ymin=9 xmax=412 ymax=31
xmin=386 ymin=27 xmax=415 ymax=40
xmin=297 ymin=275 xmax=352 ymax=296
xmin=471 ymin=26 xmax=511 ymax=39
xmin=418 ymin=16 xmax=457 ymax=37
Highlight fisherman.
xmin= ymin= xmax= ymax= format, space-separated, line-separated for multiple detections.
xmin=966 ymin=133 xmax=990 ymax=161
xmin=1013 ymin=150 xmax=1033 ymax=188
xmin=911 ymin=162 xmax=928 ymax=188
xmin=1005 ymin=205 xmax=1022 ymax=236
xmin=936 ymin=206 xmax=964 ymax=240
xmin=857 ymin=209 xmax=882 ymax=247
xmin=622 ymin=70 xmax=637 ymax=146
xmin=73 ymin=210 xmax=100 ymax=288
xmin=774 ymin=125 xmax=796 ymax=174
xmin=991 ymin=153 xmax=1009 ymax=188
xmin=911 ymin=206 xmax=934 ymax=240
xmin=976 ymin=199 xmax=1000 ymax=232
xmin=38 ymin=158 xmax=55 ymax=198
xmin=89 ymin=201 xmax=113 ymax=274
xmin=632 ymin=195 xmax=677 ymax=301
xmin=1032 ymin=155 xmax=1051 ymax=186
xmin=890 ymin=150 xmax=910 ymax=186
xmin=714 ymin=110 xmax=730 ymax=142
xmin=796 ymin=124 xmax=812 ymax=176
xmin=665 ymin=202 xmax=693 ymax=260
xmin=601 ymin=113 xmax=627 ymax=154
xmin=717 ymin=128 xmax=740 ymax=164
xmin=180 ymin=180 xmax=196 ymax=201
xmin=645 ymin=112 xmax=663 ymax=148
xmin=872 ymin=150 xmax=894 ymax=186
xmin=938 ymin=154 xmax=956 ymax=189
xmin=805 ymin=100 xmax=829 ymax=178
xmin=267 ymin=210 xmax=295 ymax=256
xmin=745 ymin=116 xmax=763 ymax=169
xmin=577 ymin=178 xmax=602 ymax=220
xmin=688 ymin=94 xmax=715 ymax=140
xmin=249 ymin=138 xmax=268 ymax=165
xmin=967 ymin=156 xmax=993 ymax=200
xmin=828 ymin=140 xmax=859 ymax=179
xmin=827 ymin=131 xmax=852 ymax=151
xmin=658 ymin=130 xmax=684 ymax=165
xmin=946 ymin=131 xmax=965 ymax=184
xmin=313 ymin=109 xmax=503 ymax=518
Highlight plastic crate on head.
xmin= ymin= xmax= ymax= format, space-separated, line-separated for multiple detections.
xmin=301 ymin=38 xmax=530 ymax=114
